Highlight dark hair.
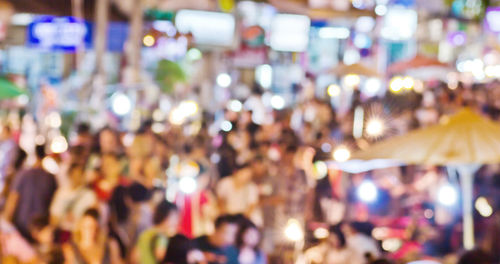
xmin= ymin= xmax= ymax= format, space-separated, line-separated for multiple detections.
xmin=13 ymin=147 xmax=27 ymax=170
xmin=236 ymin=220 xmax=260 ymax=252
xmin=214 ymin=214 xmax=238 ymax=229
xmin=164 ymin=234 xmax=193 ymax=264
xmin=153 ymin=200 xmax=178 ymax=225
xmin=329 ymin=225 xmax=346 ymax=248
xmin=30 ymin=215 xmax=50 ymax=232
xmin=77 ymin=123 xmax=91 ymax=134
xmin=370 ymin=259 xmax=393 ymax=264
xmin=83 ymin=208 xmax=100 ymax=222
xmin=108 ymin=185 xmax=130 ymax=224
xmin=458 ymin=249 xmax=493 ymax=264
xmin=128 ymin=182 xmax=152 ymax=202
xmin=35 ymin=144 xmax=46 ymax=160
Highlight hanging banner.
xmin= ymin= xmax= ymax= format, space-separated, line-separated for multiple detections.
xmin=27 ymin=16 xmax=92 ymax=52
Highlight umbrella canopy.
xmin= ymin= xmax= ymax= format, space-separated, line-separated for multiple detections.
xmin=352 ymin=108 xmax=500 ymax=165
xmin=329 ymin=63 xmax=381 ymax=78
xmin=388 ymin=54 xmax=449 ymax=75
xmin=0 ymin=78 xmax=26 ymax=99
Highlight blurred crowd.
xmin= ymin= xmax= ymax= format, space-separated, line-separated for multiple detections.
xmin=1 ymin=80 xmax=500 ymax=264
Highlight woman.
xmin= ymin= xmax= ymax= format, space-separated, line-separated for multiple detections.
xmin=62 ymin=209 xmax=122 ymax=264
xmin=236 ymin=221 xmax=266 ymax=264
xmin=323 ymin=226 xmax=361 ymax=264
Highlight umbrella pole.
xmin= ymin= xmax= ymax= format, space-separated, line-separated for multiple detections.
xmin=458 ymin=165 xmax=480 ymax=250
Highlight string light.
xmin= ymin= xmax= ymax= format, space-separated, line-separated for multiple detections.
xmin=333 ymin=145 xmax=351 ymax=162
xmin=284 ymin=219 xmax=303 ymax=242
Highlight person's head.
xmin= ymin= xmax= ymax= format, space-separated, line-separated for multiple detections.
xmin=35 ymin=144 xmax=46 ymax=162
xmin=77 ymin=209 xmax=100 ymax=242
xmin=30 ymin=215 xmax=53 ymax=245
xmin=236 ymin=220 xmax=261 ymax=251
xmin=68 ymin=163 xmax=85 ymax=188
xmin=153 ymin=200 xmax=179 ymax=236
xmin=328 ymin=225 xmax=346 ymax=249
xmin=370 ymin=259 xmax=393 ymax=264
xmin=97 ymin=127 xmax=119 ymax=154
xmin=458 ymin=249 xmax=493 ymax=264
xmin=212 ymin=215 xmax=239 ymax=247
xmin=164 ymin=234 xmax=193 ymax=264
xmin=234 ymin=164 xmax=252 ymax=184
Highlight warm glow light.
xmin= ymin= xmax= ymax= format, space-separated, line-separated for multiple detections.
xmin=143 ymin=34 xmax=156 ymax=47
xmin=365 ymin=118 xmax=385 ymax=138
xmin=313 ymin=161 xmax=328 ymax=179
xmin=333 ymin=145 xmax=351 ymax=162
xmin=344 ymin=74 xmax=361 ymax=87
xmin=51 ymin=135 xmax=68 ymax=154
xmin=179 ymin=176 xmax=197 ymax=194
xmin=42 ymin=157 xmax=60 ymax=174
xmin=327 ymin=84 xmax=341 ymax=97
xmin=389 ymin=76 xmax=404 ymax=93
xmin=438 ymin=184 xmax=458 ymax=206
xmin=284 ymin=219 xmax=303 ymax=242
xmin=475 ymin=197 xmax=493 ymax=217
xmin=313 ymin=227 xmax=329 ymax=239
xmin=382 ymin=238 xmax=402 ymax=252
xmin=169 ymin=100 xmax=199 ymax=125
xmin=217 ymin=73 xmax=232 ymax=88
xmin=111 ymin=93 xmax=132 ymax=116
xmin=357 ymin=180 xmax=378 ymax=203
xmin=402 ymin=76 xmax=415 ymax=90
xmin=45 ymin=112 xmax=62 ymax=128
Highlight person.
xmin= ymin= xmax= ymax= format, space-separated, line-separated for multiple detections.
xmin=193 ymin=214 xmax=239 ymax=264
xmin=50 ymin=164 xmax=97 ymax=231
xmin=29 ymin=215 xmax=64 ymax=264
xmin=135 ymin=200 xmax=179 ymax=264
xmin=164 ymin=234 xmax=206 ymax=264
xmin=62 ymin=208 xmax=122 ymax=264
xmin=3 ymin=144 xmax=57 ymax=240
xmin=458 ymin=249 xmax=493 ymax=264
xmin=236 ymin=220 xmax=266 ymax=264
xmin=216 ymin=164 xmax=261 ymax=225
xmin=0 ymin=125 xmax=16 ymax=187
xmin=342 ymin=222 xmax=380 ymax=262
xmin=304 ymin=225 xmax=361 ymax=264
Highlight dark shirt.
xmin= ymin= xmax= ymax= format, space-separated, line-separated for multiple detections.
xmin=193 ymin=236 xmax=238 ymax=264
xmin=12 ymin=168 xmax=57 ymax=238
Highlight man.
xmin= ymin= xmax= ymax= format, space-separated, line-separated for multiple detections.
xmin=216 ymin=164 xmax=261 ymax=225
xmin=136 ymin=200 xmax=179 ymax=264
xmin=193 ymin=214 xmax=239 ymax=264
xmin=3 ymin=144 xmax=57 ymax=240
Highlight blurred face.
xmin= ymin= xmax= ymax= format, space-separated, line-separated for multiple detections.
xmin=80 ymin=215 xmax=99 ymax=240
xmin=327 ymin=233 xmax=340 ymax=248
xmin=242 ymin=228 xmax=260 ymax=248
xmin=218 ymin=223 xmax=238 ymax=247
xmin=70 ymin=167 xmax=85 ymax=188
xmin=99 ymin=129 xmax=116 ymax=154
xmin=164 ymin=211 xmax=180 ymax=236
xmin=235 ymin=168 xmax=252 ymax=184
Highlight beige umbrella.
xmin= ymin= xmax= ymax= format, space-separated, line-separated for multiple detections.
xmin=329 ymin=63 xmax=382 ymax=78
xmin=352 ymin=108 xmax=500 ymax=249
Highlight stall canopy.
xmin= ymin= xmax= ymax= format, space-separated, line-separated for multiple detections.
xmin=0 ymin=78 xmax=25 ymax=99
xmin=352 ymin=108 xmax=500 ymax=250
xmin=328 ymin=63 xmax=381 ymax=78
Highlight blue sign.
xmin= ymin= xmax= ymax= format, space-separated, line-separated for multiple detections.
xmin=27 ymin=16 xmax=92 ymax=52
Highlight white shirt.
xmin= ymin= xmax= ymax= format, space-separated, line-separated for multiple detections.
xmin=50 ymin=187 xmax=97 ymax=230
xmin=216 ymin=177 xmax=261 ymax=224
xmin=347 ymin=234 xmax=380 ymax=260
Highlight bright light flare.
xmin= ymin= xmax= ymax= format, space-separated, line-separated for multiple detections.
xmin=313 ymin=161 xmax=328 ymax=179
xmin=402 ymin=76 xmax=415 ymax=90
xmin=313 ymin=227 xmax=329 ymax=239
xmin=143 ymin=34 xmax=156 ymax=47
xmin=382 ymin=238 xmax=402 ymax=252
xmin=271 ymin=95 xmax=285 ymax=110
xmin=344 ymin=74 xmax=361 ymax=87
xmin=216 ymin=73 xmax=232 ymax=88
xmin=42 ymin=156 xmax=60 ymax=174
xmin=284 ymin=219 xmax=303 ymax=242
xmin=111 ymin=93 xmax=132 ymax=116
xmin=227 ymin=100 xmax=243 ymax=112
xmin=327 ymin=84 xmax=341 ymax=97
xmin=437 ymin=184 xmax=458 ymax=206
xmin=220 ymin=120 xmax=233 ymax=132
xmin=179 ymin=177 xmax=197 ymax=194
xmin=365 ymin=118 xmax=385 ymax=138
xmin=50 ymin=135 xmax=68 ymax=154
xmin=389 ymin=76 xmax=404 ymax=93
xmin=333 ymin=145 xmax=351 ymax=162
xmin=475 ymin=197 xmax=493 ymax=217
xmin=357 ymin=180 xmax=378 ymax=203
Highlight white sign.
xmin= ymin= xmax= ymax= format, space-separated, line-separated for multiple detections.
xmin=269 ymin=14 xmax=310 ymax=52
xmin=175 ymin=10 xmax=235 ymax=47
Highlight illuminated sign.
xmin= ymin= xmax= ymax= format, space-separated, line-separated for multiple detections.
xmin=175 ymin=10 xmax=235 ymax=47
xmin=269 ymin=14 xmax=310 ymax=52
xmin=27 ymin=16 xmax=91 ymax=51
